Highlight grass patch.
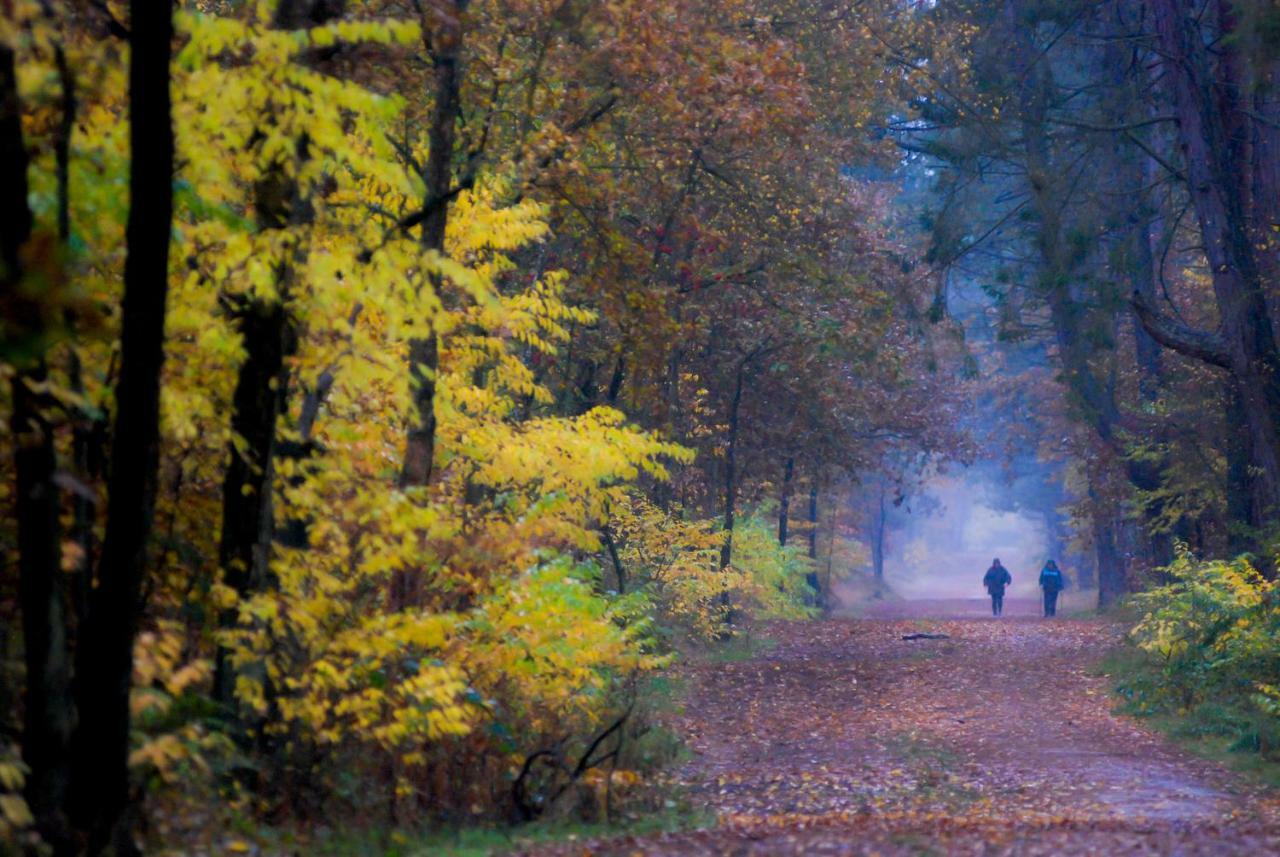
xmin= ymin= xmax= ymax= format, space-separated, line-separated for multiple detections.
xmin=224 ymin=800 xmax=713 ymax=857
xmin=1096 ymin=645 xmax=1280 ymax=789
xmin=702 ymin=632 xmax=778 ymax=664
xmin=409 ymin=804 xmax=714 ymax=856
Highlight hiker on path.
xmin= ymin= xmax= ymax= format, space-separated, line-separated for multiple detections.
xmin=983 ymin=558 xmax=1012 ymax=617
xmin=1039 ymin=559 xmax=1066 ymax=617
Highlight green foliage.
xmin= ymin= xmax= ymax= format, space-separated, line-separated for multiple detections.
xmin=1113 ymin=547 xmax=1280 ymax=758
xmin=613 ymin=502 xmax=815 ymax=641
xmin=729 ymin=513 xmax=820 ymax=620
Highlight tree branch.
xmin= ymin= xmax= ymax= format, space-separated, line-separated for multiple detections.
xmin=1131 ymin=290 xmax=1230 ymax=368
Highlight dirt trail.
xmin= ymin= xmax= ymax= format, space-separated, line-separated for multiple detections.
xmin=529 ymin=598 xmax=1280 ymax=855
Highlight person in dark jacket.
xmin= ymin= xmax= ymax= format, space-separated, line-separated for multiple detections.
xmin=1039 ymin=559 xmax=1066 ymax=617
xmin=983 ymin=558 xmax=1012 ymax=616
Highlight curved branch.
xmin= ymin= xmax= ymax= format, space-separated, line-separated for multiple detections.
xmin=1131 ymin=290 xmax=1230 ymax=368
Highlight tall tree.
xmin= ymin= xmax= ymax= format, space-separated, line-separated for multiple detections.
xmin=69 ymin=0 xmax=174 ymax=850
xmin=1137 ymin=0 xmax=1280 ymax=520
xmin=400 ymin=0 xmax=471 ymax=488
xmin=2 ymin=38 xmax=75 ymax=853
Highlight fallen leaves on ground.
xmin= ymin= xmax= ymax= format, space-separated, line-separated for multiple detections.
xmin=519 ymin=598 xmax=1280 ymax=855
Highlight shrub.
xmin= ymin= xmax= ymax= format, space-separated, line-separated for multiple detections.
xmin=1120 ymin=547 xmax=1280 ymax=757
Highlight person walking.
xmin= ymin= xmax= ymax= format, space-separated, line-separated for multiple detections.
xmin=983 ymin=558 xmax=1012 ymax=617
xmin=1039 ymin=559 xmax=1066 ymax=617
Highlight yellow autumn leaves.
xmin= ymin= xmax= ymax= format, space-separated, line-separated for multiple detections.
xmin=2 ymin=0 xmax=821 ymax=825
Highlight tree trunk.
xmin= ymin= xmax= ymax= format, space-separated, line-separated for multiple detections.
xmin=870 ymin=485 xmax=886 ymax=582
xmin=13 ymin=368 xmax=75 ymax=853
xmin=214 ymin=0 xmax=339 ymax=705
xmin=807 ymin=483 xmax=819 ymax=561
xmin=1225 ymin=380 xmax=1259 ymax=557
xmin=719 ymin=359 xmax=746 ymax=570
xmin=778 ymin=456 xmax=794 ymax=545
xmin=2 ymin=41 xmax=75 ymax=853
xmin=212 ymin=299 xmax=290 ymax=707
xmin=1126 ymin=151 xmax=1175 ymax=570
xmin=401 ymin=0 xmax=470 ymax=488
xmin=1093 ymin=494 xmax=1126 ymax=608
xmin=1144 ymin=0 xmax=1280 ymax=513
xmin=0 ymin=41 xmax=33 ymax=325
xmin=1004 ymin=0 xmax=1143 ymax=604
xmin=70 ymin=2 xmax=174 ymax=850
xmin=607 ymin=352 xmax=625 ymax=406
xmin=805 ymin=480 xmax=820 ymax=595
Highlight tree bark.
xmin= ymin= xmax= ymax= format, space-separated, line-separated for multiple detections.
xmin=807 ymin=482 xmax=818 ymax=561
xmin=214 ymin=0 xmax=340 ymax=706
xmin=1144 ymin=0 xmax=1280 ymax=513
xmin=5 ymin=47 xmax=78 ymax=850
xmin=1005 ymin=0 xmax=1140 ymax=599
xmin=0 ymin=42 xmax=32 ymax=297
xmin=1127 ymin=151 xmax=1175 ymax=570
xmin=1225 ymin=379 xmax=1259 ymax=557
xmin=401 ymin=0 xmax=470 ymax=488
xmin=13 ymin=368 xmax=75 ymax=854
xmin=806 ymin=480 xmax=820 ymax=596
xmin=70 ymin=2 xmax=174 ymax=850
xmin=1091 ymin=485 xmax=1126 ymax=608
xmin=2 ymin=41 xmax=76 ymax=852
xmin=212 ymin=299 xmax=291 ymax=707
xmin=606 ymin=352 xmax=625 ymax=406
xmin=719 ymin=358 xmax=746 ymax=570
xmin=778 ymin=456 xmax=794 ymax=545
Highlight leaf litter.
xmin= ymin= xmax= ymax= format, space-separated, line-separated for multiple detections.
xmin=518 ymin=598 xmax=1280 ymax=855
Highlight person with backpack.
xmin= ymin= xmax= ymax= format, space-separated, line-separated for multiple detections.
xmin=1039 ymin=559 xmax=1066 ymax=617
xmin=982 ymin=558 xmax=1012 ymax=616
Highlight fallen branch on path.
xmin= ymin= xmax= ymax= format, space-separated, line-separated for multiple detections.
xmin=901 ymin=633 xmax=949 ymax=641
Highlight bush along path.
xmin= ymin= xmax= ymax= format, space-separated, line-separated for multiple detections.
xmin=522 ymin=599 xmax=1280 ymax=855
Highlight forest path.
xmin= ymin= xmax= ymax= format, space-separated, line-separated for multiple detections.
xmin=527 ymin=598 xmax=1280 ymax=855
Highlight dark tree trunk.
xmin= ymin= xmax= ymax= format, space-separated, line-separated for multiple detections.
xmin=13 ymin=368 xmax=75 ymax=854
xmin=277 ymin=302 xmax=361 ymax=550
xmin=5 ymin=49 xmax=76 ymax=850
xmin=602 ymin=526 xmax=626 ymax=593
xmin=1126 ymin=152 xmax=1175 ymax=570
xmin=807 ymin=483 xmax=818 ymax=561
xmin=719 ymin=359 xmax=746 ymax=570
xmin=1142 ymin=0 xmax=1280 ymax=514
xmin=1092 ymin=493 xmax=1126 ymax=608
xmin=401 ymin=0 xmax=470 ymax=488
xmin=778 ymin=456 xmax=794 ymax=545
xmin=805 ymin=480 xmax=820 ymax=596
xmin=214 ymin=0 xmax=339 ymax=704
xmin=0 ymin=42 xmax=32 ymax=297
xmin=1005 ymin=0 xmax=1137 ymax=601
xmin=54 ymin=52 xmax=101 ymax=626
xmin=607 ymin=352 xmax=625 ymax=406
xmin=69 ymin=2 xmax=174 ymax=850
xmin=568 ymin=357 xmax=598 ymax=415
xmin=1225 ymin=380 xmax=1259 ymax=557
xmin=213 ymin=299 xmax=290 ymax=707
xmin=67 ymin=350 xmax=105 ymax=629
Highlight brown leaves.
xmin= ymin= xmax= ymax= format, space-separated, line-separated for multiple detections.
xmin=520 ymin=607 xmax=1280 ymax=855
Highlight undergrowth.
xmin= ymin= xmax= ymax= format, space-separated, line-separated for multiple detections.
xmin=216 ymin=800 xmax=712 ymax=857
xmin=1099 ymin=547 xmax=1280 ymax=784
